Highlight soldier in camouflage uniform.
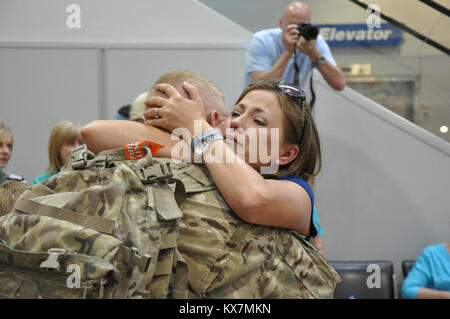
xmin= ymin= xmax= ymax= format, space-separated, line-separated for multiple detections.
xmin=168 ymin=159 xmax=339 ymax=298
xmin=81 ymin=73 xmax=340 ymax=298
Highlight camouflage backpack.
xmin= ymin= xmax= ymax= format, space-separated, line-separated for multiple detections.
xmin=159 ymin=159 xmax=341 ymax=299
xmin=0 ymin=143 xmax=188 ymax=299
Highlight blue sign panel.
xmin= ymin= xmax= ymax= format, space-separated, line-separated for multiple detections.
xmin=317 ymin=23 xmax=403 ymax=47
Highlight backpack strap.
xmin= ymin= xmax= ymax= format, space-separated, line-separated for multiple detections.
xmin=171 ymin=250 xmax=188 ymax=299
xmin=14 ymin=198 xmax=116 ymax=235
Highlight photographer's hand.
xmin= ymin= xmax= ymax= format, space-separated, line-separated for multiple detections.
xmin=296 ymin=36 xmax=317 ymax=57
xmin=282 ymin=24 xmax=300 ymax=54
xmin=251 ymin=24 xmax=299 ymax=82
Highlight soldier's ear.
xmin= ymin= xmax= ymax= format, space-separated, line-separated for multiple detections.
xmin=206 ymin=110 xmax=220 ymax=127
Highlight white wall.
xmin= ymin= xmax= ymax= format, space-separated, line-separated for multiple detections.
xmin=0 ymin=0 xmax=250 ymax=44
xmin=312 ymin=70 xmax=450 ymax=291
xmin=0 ymin=0 xmax=251 ymax=182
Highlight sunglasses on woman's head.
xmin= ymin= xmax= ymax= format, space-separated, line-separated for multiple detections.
xmin=278 ymin=82 xmax=307 ymax=102
xmin=248 ymin=80 xmax=307 ymax=102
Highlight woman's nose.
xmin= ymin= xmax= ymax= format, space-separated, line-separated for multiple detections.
xmin=230 ymin=116 xmax=246 ymax=133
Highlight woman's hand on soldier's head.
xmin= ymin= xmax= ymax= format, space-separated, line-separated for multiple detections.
xmin=143 ymin=82 xmax=207 ymax=135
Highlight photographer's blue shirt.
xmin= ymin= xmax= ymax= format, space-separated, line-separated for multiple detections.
xmin=244 ymin=28 xmax=337 ymax=89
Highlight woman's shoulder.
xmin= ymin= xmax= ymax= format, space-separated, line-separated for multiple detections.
xmin=274 ymin=176 xmax=312 ymax=190
xmin=273 ymin=176 xmax=314 ymax=201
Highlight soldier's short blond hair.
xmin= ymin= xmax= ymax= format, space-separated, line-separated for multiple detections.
xmin=149 ymin=70 xmax=227 ymax=117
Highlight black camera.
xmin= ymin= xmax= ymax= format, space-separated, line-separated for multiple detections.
xmin=297 ymin=23 xmax=319 ymax=41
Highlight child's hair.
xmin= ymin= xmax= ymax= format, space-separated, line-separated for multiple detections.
xmin=0 ymin=180 xmax=30 ymax=216
xmin=237 ymin=79 xmax=322 ymax=185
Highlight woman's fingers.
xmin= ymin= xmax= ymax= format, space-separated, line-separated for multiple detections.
xmin=183 ymin=81 xmax=202 ymax=103
xmin=154 ymin=83 xmax=180 ymax=98
xmin=145 ymin=96 xmax=166 ymax=108
xmin=143 ymin=107 xmax=161 ymax=120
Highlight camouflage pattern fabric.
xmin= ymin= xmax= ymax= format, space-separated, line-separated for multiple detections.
xmin=0 ymin=144 xmax=339 ymax=299
xmin=0 ymin=145 xmax=186 ymax=299
xmin=161 ymin=159 xmax=341 ymax=299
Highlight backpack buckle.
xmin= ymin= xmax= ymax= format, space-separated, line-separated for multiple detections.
xmin=40 ymin=248 xmax=66 ymax=271
xmin=130 ymin=247 xmax=151 ymax=273
xmin=138 ymin=163 xmax=173 ymax=184
xmin=71 ymin=145 xmax=96 ymax=170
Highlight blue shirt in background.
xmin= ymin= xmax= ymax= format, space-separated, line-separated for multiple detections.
xmin=244 ymin=28 xmax=337 ymax=89
xmin=401 ymin=243 xmax=450 ymax=299
xmin=32 ymin=169 xmax=59 ymax=185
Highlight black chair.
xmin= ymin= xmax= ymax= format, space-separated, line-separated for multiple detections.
xmin=402 ymin=260 xmax=416 ymax=278
xmin=329 ymin=261 xmax=396 ymax=299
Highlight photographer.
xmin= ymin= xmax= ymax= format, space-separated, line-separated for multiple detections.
xmin=244 ymin=1 xmax=345 ymax=91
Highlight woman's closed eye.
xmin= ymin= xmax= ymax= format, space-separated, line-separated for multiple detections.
xmin=253 ymin=118 xmax=266 ymax=126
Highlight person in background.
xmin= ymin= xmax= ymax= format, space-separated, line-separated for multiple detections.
xmin=244 ymin=1 xmax=345 ymax=91
xmin=32 ymin=121 xmax=83 ymax=185
xmin=114 ymin=104 xmax=131 ymax=120
xmin=0 ymin=180 xmax=30 ymax=217
xmin=128 ymin=92 xmax=149 ymax=123
xmin=401 ymin=242 xmax=450 ymax=299
xmin=0 ymin=120 xmax=25 ymax=183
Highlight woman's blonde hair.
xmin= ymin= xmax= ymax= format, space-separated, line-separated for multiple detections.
xmin=47 ymin=121 xmax=82 ymax=173
xmin=0 ymin=121 xmax=14 ymax=150
xmin=236 ymin=79 xmax=322 ymax=185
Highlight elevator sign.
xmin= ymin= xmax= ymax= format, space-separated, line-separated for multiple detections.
xmin=317 ymin=23 xmax=403 ymax=47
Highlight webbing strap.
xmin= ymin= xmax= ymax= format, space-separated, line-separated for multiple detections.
xmin=171 ymin=250 xmax=188 ymax=299
xmin=14 ymin=199 xmax=116 ymax=235
xmin=153 ymin=186 xmax=183 ymax=221
xmin=27 ymin=183 xmax=55 ymax=197
xmin=160 ymin=232 xmax=178 ymax=250
xmin=154 ymin=251 xmax=174 ymax=276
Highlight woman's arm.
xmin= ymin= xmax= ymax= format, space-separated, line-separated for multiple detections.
xmin=145 ymin=82 xmax=312 ymax=235
xmin=81 ymin=120 xmax=190 ymax=161
xmin=203 ymin=138 xmax=312 ymax=235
